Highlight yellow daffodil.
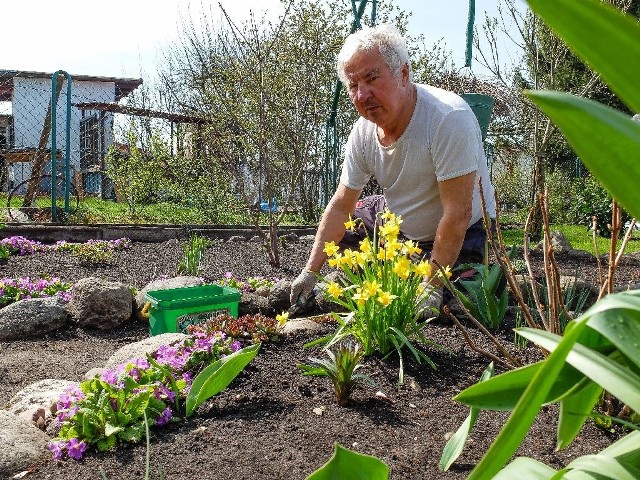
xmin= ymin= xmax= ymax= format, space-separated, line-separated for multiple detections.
xmin=379 ymin=209 xmax=394 ymax=222
xmin=323 ymin=241 xmax=340 ymax=257
xmin=352 ymin=290 xmax=368 ymax=307
xmin=362 ymin=280 xmax=382 ymax=297
xmin=413 ymin=260 xmax=432 ymax=277
xmin=344 ymin=216 xmax=357 ymax=231
xmin=328 ymin=254 xmax=342 ymax=268
xmin=326 ymin=281 xmax=343 ymax=298
xmin=359 ymin=237 xmax=372 ymax=253
xmin=438 ymin=265 xmax=453 ymax=280
xmin=379 ymin=221 xmax=400 ymax=239
xmin=392 ymin=256 xmax=411 ymax=279
xmin=385 ymin=240 xmax=403 ymax=258
xmin=376 ymin=290 xmax=397 ymax=307
xmin=354 ymin=251 xmax=370 ymax=268
xmin=403 ymin=240 xmax=422 ymax=257
xmin=276 ymin=311 xmax=289 ymax=326
xmin=376 ymin=249 xmax=387 ymax=261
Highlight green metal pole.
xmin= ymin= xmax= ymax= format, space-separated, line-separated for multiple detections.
xmin=323 ymin=0 xmax=377 ymax=204
xmin=465 ymin=0 xmax=476 ymax=67
xmin=50 ymin=70 xmax=72 ymax=222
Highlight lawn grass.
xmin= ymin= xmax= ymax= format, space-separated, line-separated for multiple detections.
xmin=500 ymin=224 xmax=640 ymax=256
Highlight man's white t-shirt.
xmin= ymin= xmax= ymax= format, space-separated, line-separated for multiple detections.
xmin=340 ymin=84 xmax=496 ymax=242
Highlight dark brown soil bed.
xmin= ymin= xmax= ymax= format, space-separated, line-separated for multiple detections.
xmin=1 ymin=236 xmax=637 ymax=480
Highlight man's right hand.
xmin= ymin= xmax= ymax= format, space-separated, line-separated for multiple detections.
xmin=290 ymin=269 xmax=318 ymax=307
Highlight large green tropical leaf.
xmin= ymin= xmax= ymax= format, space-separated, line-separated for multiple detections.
xmin=557 ymin=380 xmax=602 ymax=450
xmin=525 ymin=91 xmax=640 ymax=221
xmin=526 ymin=0 xmax=640 ymax=112
xmin=455 ymin=360 xmax=586 ymax=410
xmin=305 ymin=443 xmax=389 ymax=480
xmin=185 ymin=344 xmax=260 ymax=417
xmin=439 ymin=363 xmax=494 ymax=471
xmin=492 ymin=457 xmax=557 ymax=480
xmin=517 ymin=328 xmax=640 ymax=413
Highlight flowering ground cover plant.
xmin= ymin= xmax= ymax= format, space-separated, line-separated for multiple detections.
xmin=0 ymin=236 xmax=131 ymax=256
xmin=186 ymin=312 xmax=280 ymax=344
xmin=0 ymin=276 xmax=72 ymax=306
xmin=317 ymin=210 xmax=449 ymax=382
xmin=217 ymin=271 xmax=278 ymax=292
xmin=50 ymin=330 xmax=257 ymax=461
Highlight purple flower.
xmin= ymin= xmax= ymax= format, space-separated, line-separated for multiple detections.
xmin=224 ymin=271 xmax=234 ymax=279
xmin=66 ymin=438 xmax=87 ymax=460
xmin=230 ymin=340 xmax=242 ymax=352
xmin=155 ymin=407 xmax=173 ymax=426
xmin=48 ymin=440 xmax=65 ymax=461
xmin=100 ymin=368 xmax=118 ymax=385
xmin=155 ymin=383 xmax=176 ymax=402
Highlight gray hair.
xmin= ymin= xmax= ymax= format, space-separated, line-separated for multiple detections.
xmin=336 ymin=23 xmax=411 ymax=84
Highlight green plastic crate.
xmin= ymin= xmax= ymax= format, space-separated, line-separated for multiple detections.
xmin=145 ymin=284 xmax=240 ymax=336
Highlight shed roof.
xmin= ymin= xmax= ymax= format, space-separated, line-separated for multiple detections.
xmin=0 ymin=69 xmax=143 ymax=102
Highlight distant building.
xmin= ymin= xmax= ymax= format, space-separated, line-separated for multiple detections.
xmin=0 ymin=70 xmax=142 ymax=195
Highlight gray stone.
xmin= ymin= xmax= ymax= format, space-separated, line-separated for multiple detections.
xmin=281 ymin=318 xmax=324 ymax=336
xmin=0 ymin=297 xmax=68 ymax=341
xmin=83 ymin=367 xmax=105 ymax=381
xmin=268 ymin=280 xmax=294 ymax=313
xmin=104 ymin=333 xmax=187 ymax=369
xmin=135 ymin=276 xmax=204 ymax=310
xmin=227 ymin=235 xmax=247 ymax=242
xmin=67 ymin=277 xmax=133 ymax=330
xmin=534 ymin=230 xmax=573 ymax=254
xmin=6 ymin=379 xmax=75 ymax=424
xmin=0 ymin=410 xmax=51 ymax=477
xmin=299 ymin=235 xmax=316 ymax=242
xmin=254 ymin=285 xmax=271 ymax=297
xmin=239 ymin=292 xmax=273 ymax=316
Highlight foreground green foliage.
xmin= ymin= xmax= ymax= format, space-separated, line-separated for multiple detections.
xmin=305 ymin=443 xmax=389 ymax=480
xmin=457 ymin=0 xmax=640 ymax=477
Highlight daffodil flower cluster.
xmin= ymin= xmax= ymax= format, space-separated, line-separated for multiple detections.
xmin=324 ymin=210 xmax=450 ymax=382
xmin=318 ymin=209 xmax=446 ymax=374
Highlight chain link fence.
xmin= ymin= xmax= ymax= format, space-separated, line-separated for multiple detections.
xmin=0 ymin=69 xmax=146 ymax=220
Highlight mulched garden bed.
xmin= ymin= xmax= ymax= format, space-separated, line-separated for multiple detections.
xmin=1 ymin=236 xmax=637 ymax=479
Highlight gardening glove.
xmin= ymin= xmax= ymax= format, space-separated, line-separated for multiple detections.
xmin=290 ymin=269 xmax=318 ymax=308
xmin=418 ymin=283 xmax=443 ymax=319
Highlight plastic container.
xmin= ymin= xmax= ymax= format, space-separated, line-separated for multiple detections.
xmin=145 ymin=284 xmax=240 ymax=336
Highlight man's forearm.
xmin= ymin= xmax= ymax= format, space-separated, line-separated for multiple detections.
xmin=428 ymin=215 xmax=469 ymax=285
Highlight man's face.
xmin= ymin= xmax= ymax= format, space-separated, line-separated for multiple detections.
xmin=344 ymin=47 xmax=409 ymax=128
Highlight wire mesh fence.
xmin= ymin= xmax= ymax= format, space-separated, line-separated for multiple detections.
xmin=0 ymin=69 xmax=146 ymax=221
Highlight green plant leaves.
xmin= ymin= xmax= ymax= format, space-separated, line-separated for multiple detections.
xmin=525 ymin=91 xmax=640 ymax=221
xmin=464 ymin=290 xmax=640 ymax=479
xmin=185 ymin=343 xmax=260 ymax=417
xmin=526 ymin=0 xmax=640 ymax=112
xmin=439 ymin=362 xmax=494 ymax=472
xmin=305 ymin=443 xmax=389 ymax=480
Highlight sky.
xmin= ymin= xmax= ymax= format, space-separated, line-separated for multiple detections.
xmin=1 ymin=0 xmax=524 ymax=80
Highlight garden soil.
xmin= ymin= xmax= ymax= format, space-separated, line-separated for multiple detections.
xmin=1 ymin=235 xmax=639 ymax=480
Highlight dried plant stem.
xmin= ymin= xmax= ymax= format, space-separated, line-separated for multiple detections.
xmin=607 ymin=201 xmax=621 ymax=295
xmin=592 ymin=215 xmax=603 ymax=288
xmin=444 ymin=306 xmax=513 ymax=370
xmin=598 ymin=212 xmax=636 ymax=299
xmin=539 ymin=190 xmax=563 ymax=334
xmin=436 ymin=260 xmax=521 ymax=368
xmin=523 ymin=205 xmax=548 ymax=330
xmin=479 ymin=183 xmax=538 ymax=330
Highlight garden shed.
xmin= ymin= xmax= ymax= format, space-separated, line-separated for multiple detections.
xmin=0 ymin=70 xmax=142 ymax=196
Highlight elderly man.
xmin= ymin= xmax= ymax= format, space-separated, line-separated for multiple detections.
xmin=290 ymin=23 xmax=496 ymax=310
